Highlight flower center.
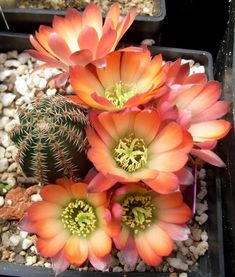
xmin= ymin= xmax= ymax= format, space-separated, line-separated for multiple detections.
xmin=121 ymin=193 xmax=155 ymax=234
xmin=113 ymin=133 xmax=148 ymax=173
xmin=104 ymin=81 xmax=137 ymax=108
xmin=61 ymin=199 xmax=97 ymax=238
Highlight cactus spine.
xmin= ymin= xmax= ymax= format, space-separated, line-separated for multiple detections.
xmin=9 ymin=95 xmax=91 ymax=183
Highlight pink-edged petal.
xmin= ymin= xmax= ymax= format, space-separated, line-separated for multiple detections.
xmin=36 ymin=218 xmax=64 ymax=239
xmin=134 ymin=109 xmax=160 ymax=145
xmin=48 ymin=33 xmax=72 ymax=65
xmin=183 ymin=73 xmax=208 ymax=85
xmin=122 ymin=236 xmax=138 ymax=268
xmin=77 ymin=26 xmax=99 ymax=55
xmin=191 ymin=148 xmax=226 ymax=167
xmin=144 ymin=172 xmax=179 ymax=194
xmin=91 ymin=92 xmax=114 ymax=109
xmin=194 ymin=141 xmax=217 ymax=150
xmin=96 ymin=28 xmax=117 ymax=59
xmin=192 ymin=101 xmax=230 ymax=123
xmin=82 ymin=3 xmax=103 ymax=38
xmin=53 ymin=72 xmax=69 ymax=87
xmin=104 ymin=3 xmax=120 ymax=30
xmin=19 ymin=215 xmax=37 ymax=233
xmin=111 ymin=203 xmax=122 ymax=220
xmin=89 ymin=250 xmax=110 ymax=271
xmin=173 ymin=63 xmax=190 ymax=84
xmin=175 ymin=168 xmax=194 ymax=185
xmin=29 ymin=35 xmax=51 ymax=56
xmin=189 ymin=120 xmax=231 ymax=142
xmin=157 ymin=221 xmax=190 ymax=241
xmin=27 ymin=50 xmax=63 ymax=67
xmin=84 ymin=168 xmax=98 ymax=183
xmin=88 ymin=172 xmax=117 ymax=193
xmin=51 ymin=249 xmax=70 ymax=276
xmin=27 ymin=201 xmax=62 ymax=221
xmin=113 ymin=227 xmax=130 ymax=249
xmin=69 ymin=49 xmax=93 ymax=66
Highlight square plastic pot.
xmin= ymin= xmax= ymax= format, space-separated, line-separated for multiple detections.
xmin=0 ymin=32 xmax=225 ymax=277
xmin=0 ymin=0 xmax=166 ymax=42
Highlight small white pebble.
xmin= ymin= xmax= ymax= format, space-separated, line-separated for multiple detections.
xmin=9 ymin=235 xmax=21 ymax=247
xmin=195 ymin=213 xmax=208 ymax=225
xmin=6 ymin=199 xmax=12 ymax=206
xmin=0 ymin=196 xmax=4 ymax=207
xmin=167 ymin=258 xmax=188 ymax=271
xmin=4 ymin=59 xmax=21 ymax=68
xmin=0 ymin=158 xmax=9 ymax=173
xmin=22 ymin=238 xmax=33 ymax=250
xmin=44 ymin=262 xmax=52 ymax=268
xmin=179 ymin=273 xmax=188 ymax=277
xmin=25 ymin=255 xmax=37 ymax=266
xmin=31 ymin=194 xmax=42 ymax=202
xmin=19 ymin=231 xmax=28 ymax=239
xmin=201 ymin=231 xmax=208 ymax=241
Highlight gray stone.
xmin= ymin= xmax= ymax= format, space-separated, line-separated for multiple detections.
xmin=136 ymin=261 xmax=146 ymax=272
xmin=0 ymin=158 xmax=9 ymax=173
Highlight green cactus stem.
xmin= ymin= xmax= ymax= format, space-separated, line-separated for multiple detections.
xmin=9 ymin=95 xmax=91 ymax=183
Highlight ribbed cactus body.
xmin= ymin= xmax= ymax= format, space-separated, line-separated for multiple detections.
xmin=9 ymin=96 xmax=91 ymax=183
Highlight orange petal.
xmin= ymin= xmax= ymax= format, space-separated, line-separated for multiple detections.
xmin=144 ymin=173 xmax=179 ymax=194
xmin=104 ymin=3 xmax=120 ymax=29
xmin=70 ymin=65 xmax=104 ymax=96
xmin=40 ymin=185 xmax=71 ymax=205
xmin=55 ymin=178 xmax=73 ymax=193
xmin=87 ymin=172 xmax=117 ymax=193
xmin=135 ymin=233 xmax=162 ymax=266
xmin=27 ymin=201 xmax=62 ymax=221
xmin=36 ymin=218 xmax=64 ymax=239
xmin=96 ymin=52 xmax=121 ymax=88
xmin=69 ymin=49 xmax=93 ymax=66
xmin=148 ymin=151 xmax=189 ymax=172
xmin=134 ymin=109 xmax=160 ymax=145
xmin=157 ymin=203 xmax=192 ymax=224
xmin=154 ymin=192 xmax=183 ymax=209
xmin=89 ymin=229 xmax=112 ymax=257
xmin=189 ymin=120 xmax=231 ymax=142
xmin=64 ymin=235 xmax=88 ymax=266
xmin=88 ymin=192 xmax=107 ymax=207
xmin=70 ymin=182 xmax=87 ymax=198
xmin=149 ymin=122 xmax=183 ymax=153
xmin=36 ymin=232 xmax=69 ymax=257
xmin=145 ymin=224 xmax=173 ymax=256
xmin=82 ymin=3 xmax=103 ymax=38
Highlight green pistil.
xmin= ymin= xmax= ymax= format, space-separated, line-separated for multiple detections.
xmin=113 ymin=133 xmax=148 ymax=173
xmin=121 ymin=193 xmax=155 ymax=234
xmin=61 ymin=199 xmax=97 ymax=238
xmin=104 ymin=81 xmax=137 ymax=108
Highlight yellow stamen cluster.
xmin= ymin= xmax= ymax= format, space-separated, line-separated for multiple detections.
xmin=61 ymin=199 xmax=97 ymax=238
xmin=121 ymin=193 xmax=155 ymax=234
xmin=113 ymin=133 xmax=148 ymax=173
xmin=104 ymin=81 xmax=137 ymax=108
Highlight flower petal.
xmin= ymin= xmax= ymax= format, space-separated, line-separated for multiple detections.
xmin=69 ymin=49 xmax=93 ymax=66
xmin=191 ymin=148 xmax=226 ymax=167
xmin=175 ymin=168 xmax=194 ymax=185
xmin=36 ymin=232 xmax=69 ymax=257
xmin=157 ymin=203 xmax=192 ymax=224
xmin=36 ymin=218 xmax=64 ymax=239
xmin=89 ymin=229 xmax=112 ymax=257
xmin=144 ymin=173 xmax=179 ymax=194
xmin=189 ymin=120 xmax=231 ymax=142
xmin=122 ymin=236 xmax=138 ymax=267
xmin=64 ymin=235 xmax=88 ymax=266
xmin=134 ymin=109 xmax=160 ymax=145
xmin=145 ymin=224 xmax=173 ymax=256
xmin=70 ymin=182 xmax=87 ymax=198
xmin=154 ymin=192 xmax=183 ymax=209
xmin=40 ymin=185 xmax=71 ymax=205
xmin=157 ymin=221 xmax=190 ymax=241
xmin=89 ymin=251 xmax=110 ymax=271
xmin=113 ymin=227 xmax=130 ymax=249
xmin=51 ymin=249 xmax=70 ymax=276
xmin=27 ymin=201 xmax=62 ymax=221
xmin=77 ymin=26 xmax=99 ymax=55
xmin=135 ymin=233 xmax=162 ymax=266
xmin=19 ymin=215 xmax=37 ymax=233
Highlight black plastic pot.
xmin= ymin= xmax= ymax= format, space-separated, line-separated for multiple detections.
xmin=0 ymin=0 xmax=166 ymax=42
xmin=0 ymin=33 xmax=224 ymax=277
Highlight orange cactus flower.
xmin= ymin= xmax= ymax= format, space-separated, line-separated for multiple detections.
xmin=86 ymin=108 xmax=193 ymax=193
xmin=19 ymin=179 xmax=119 ymax=274
xmin=157 ymin=64 xmax=231 ymax=167
xmin=69 ymin=48 xmax=167 ymax=111
xmin=109 ymin=183 xmax=192 ymax=267
xmin=28 ymin=3 xmax=137 ymax=86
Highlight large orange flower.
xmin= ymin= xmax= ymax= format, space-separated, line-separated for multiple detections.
xmin=157 ymin=61 xmax=231 ymax=167
xmin=20 ymin=179 xmax=119 ymax=274
xmin=28 ymin=3 xmax=137 ymax=86
xmin=69 ymin=49 xmax=167 ymax=111
xmin=109 ymin=183 xmax=192 ymax=267
xmin=86 ymin=108 xmax=193 ymax=193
